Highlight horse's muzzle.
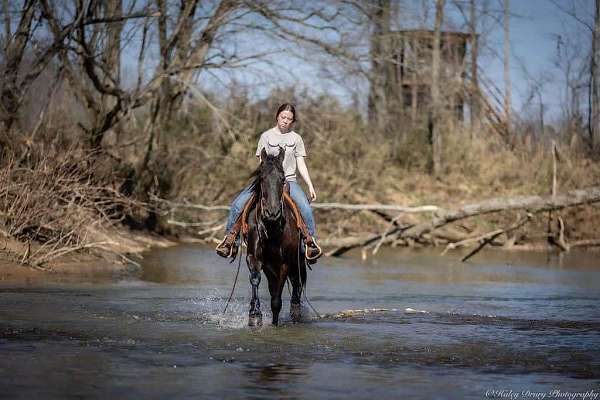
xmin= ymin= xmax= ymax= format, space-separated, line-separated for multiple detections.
xmin=262 ymin=208 xmax=282 ymax=223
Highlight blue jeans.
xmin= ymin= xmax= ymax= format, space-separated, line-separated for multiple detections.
xmin=225 ymin=181 xmax=316 ymax=237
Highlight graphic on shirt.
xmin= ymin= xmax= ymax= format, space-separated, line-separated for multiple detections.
xmin=268 ymin=140 xmax=295 ymax=148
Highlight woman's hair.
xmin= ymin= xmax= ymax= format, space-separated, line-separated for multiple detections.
xmin=275 ymin=103 xmax=297 ymax=122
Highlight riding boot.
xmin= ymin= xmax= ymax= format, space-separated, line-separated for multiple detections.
xmin=215 ymin=232 xmax=238 ymax=258
xmin=216 ymin=229 xmax=239 ymax=259
xmin=305 ymin=235 xmax=322 ymax=264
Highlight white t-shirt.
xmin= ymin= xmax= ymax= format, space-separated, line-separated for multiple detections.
xmin=255 ymin=127 xmax=307 ymax=182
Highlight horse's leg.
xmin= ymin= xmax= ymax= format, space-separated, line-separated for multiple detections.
xmin=267 ymin=273 xmax=282 ymax=326
xmin=247 ymin=254 xmax=263 ymax=327
xmin=289 ymin=264 xmax=303 ymax=322
xmin=268 ymin=265 xmax=287 ymax=326
xmin=289 ymin=244 xmax=308 ymax=322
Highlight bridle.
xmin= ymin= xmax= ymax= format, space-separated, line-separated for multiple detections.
xmin=256 ymin=177 xmax=287 ymax=241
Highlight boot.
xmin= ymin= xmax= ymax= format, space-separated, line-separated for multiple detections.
xmin=305 ymin=236 xmax=322 ymax=264
xmin=216 ymin=231 xmax=239 ymax=259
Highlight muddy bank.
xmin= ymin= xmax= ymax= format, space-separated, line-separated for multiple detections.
xmin=0 ymin=228 xmax=176 ymax=283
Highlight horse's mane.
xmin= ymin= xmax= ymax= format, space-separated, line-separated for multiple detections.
xmin=248 ymin=153 xmax=284 ymax=196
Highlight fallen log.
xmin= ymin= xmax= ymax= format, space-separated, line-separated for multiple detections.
xmin=570 ymin=239 xmax=600 ymax=248
xmin=327 ymin=186 xmax=600 ymax=257
xmin=158 ymin=187 xmax=600 ymax=258
xmin=441 ymin=213 xmax=532 ymax=256
xmin=324 ymin=231 xmax=399 ymax=257
xmin=152 ymin=195 xmax=440 ymax=214
xmin=458 ymin=214 xmax=532 ymax=262
xmin=403 ymin=186 xmax=600 ymax=239
xmin=312 ymin=203 xmax=439 ymax=213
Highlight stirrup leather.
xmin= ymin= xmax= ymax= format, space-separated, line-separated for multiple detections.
xmin=282 ymin=188 xmax=321 ymax=261
xmin=282 ymin=190 xmax=311 ymax=239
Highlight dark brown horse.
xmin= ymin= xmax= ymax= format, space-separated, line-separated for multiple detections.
xmin=245 ymin=147 xmax=307 ymax=326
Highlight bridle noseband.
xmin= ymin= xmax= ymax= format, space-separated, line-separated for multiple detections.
xmin=256 ymin=180 xmax=287 ymax=241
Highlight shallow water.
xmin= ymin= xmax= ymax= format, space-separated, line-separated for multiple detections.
xmin=1 ymin=245 xmax=599 ymax=399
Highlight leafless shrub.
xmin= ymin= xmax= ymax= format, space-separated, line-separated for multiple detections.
xmin=0 ymin=147 xmax=146 ymax=267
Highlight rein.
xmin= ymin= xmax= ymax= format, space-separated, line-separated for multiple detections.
xmin=223 ymin=231 xmax=244 ymax=314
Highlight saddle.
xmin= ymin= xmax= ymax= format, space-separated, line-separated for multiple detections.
xmin=231 ymin=185 xmax=311 ymax=243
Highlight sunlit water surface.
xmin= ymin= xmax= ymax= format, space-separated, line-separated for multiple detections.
xmin=1 ymin=245 xmax=599 ymax=399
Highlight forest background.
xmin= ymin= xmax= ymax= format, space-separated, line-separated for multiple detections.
xmin=1 ymin=0 xmax=599 ymax=269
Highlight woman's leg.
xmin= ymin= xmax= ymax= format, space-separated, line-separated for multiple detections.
xmin=288 ymin=181 xmax=316 ymax=237
xmin=217 ymin=185 xmax=253 ymax=258
xmin=225 ymin=185 xmax=254 ymax=233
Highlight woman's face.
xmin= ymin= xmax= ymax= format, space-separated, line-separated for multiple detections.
xmin=276 ymin=110 xmax=294 ymax=133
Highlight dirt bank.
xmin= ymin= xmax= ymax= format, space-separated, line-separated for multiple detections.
xmin=0 ymin=228 xmax=176 ymax=284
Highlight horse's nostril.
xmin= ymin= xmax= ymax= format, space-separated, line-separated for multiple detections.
xmin=264 ymin=208 xmax=282 ymax=221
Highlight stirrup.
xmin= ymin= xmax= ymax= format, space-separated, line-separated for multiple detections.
xmin=216 ymin=234 xmax=238 ymax=259
xmin=305 ymin=238 xmax=322 ymax=262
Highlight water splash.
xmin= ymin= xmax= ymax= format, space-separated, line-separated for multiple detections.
xmin=189 ymin=288 xmax=273 ymax=329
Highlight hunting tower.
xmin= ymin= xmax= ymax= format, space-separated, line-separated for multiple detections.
xmin=369 ymin=29 xmax=473 ymax=130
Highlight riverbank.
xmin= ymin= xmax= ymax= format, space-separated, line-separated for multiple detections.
xmin=2 ymin=230 xmax=599 ymax=286
xmin=0 ymin=228 xmax=175 ymax=283
xmin=2 ymin=122 xmax=599 ymax=278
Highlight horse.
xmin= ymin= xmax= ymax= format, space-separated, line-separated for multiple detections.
xmin=244 ymin=147 xmax=307 ymax=327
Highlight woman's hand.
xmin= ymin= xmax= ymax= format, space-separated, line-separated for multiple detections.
xmin=308 ymin=185 xmax=317 ymax=202
xmin=296 ymin=156 xmax=316 ymax=202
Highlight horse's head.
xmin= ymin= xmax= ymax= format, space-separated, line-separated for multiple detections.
xmin=256 ymin=147 xmax=286 ymax=225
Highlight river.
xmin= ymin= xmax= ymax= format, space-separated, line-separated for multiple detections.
xmin=1 ymin=245 xmax=599 ymax=399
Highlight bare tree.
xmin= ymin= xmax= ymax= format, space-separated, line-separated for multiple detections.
xmin=503 ymin=0 xmax=512 ymax=136
xmin=430 ymin=0 xmax=445 ymax=176
xmin=552 ymin=0 xmax=599 ymax=150
xmin=367 ymin=0 xmax=391 ymax=134
xmin=469 ymin=0 xmax=480 ymax=137
xmin=0 ymin=0 xmax=51 ymax=136
xmin=553 ymin=32 xmax=586 ymax=145
xmin=591 ymin=0 xmax=600 ymax=148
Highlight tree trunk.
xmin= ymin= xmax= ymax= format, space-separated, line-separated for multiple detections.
xmin=503 ymin=0 xmax=512 ymax=136
xmin=368 ymin=0 xmax=391 ymax=135
xmin=168 ymin=0 xmax=199 ymax=119
xmin=430 ymin=0 xmax=445 ymax=176
xmin=469 ymin=0 xmax=480 ymax=138
xmin=590 ymin=0 xmax=600 ymax=149
xmin=95 ymin=0 xmax=123 ymax=148
xmin=0 ymin=0 xmax=36 ymax=133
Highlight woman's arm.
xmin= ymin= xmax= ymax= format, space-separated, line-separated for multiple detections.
xmin=296 ymin=156 xmax=316 ymax=201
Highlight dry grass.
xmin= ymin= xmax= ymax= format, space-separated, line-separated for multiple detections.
xmin=3 ymin=90 xmax=599 ymax=258
xmin=0 ymin=148 xmax=145 ymax=268
xmin=163 ymin=99 xmax=600 ymax=245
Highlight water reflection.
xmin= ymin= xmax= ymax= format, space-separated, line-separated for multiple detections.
xmin=240 ymin=363 xmax=307 ymax=398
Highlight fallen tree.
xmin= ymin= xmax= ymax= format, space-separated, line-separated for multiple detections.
xmin=324 ymin=186 xmax=600 ymax=257
xmin=404 ymin=186 xmax=600 ymax=239
xmin=159 ymin=186 xmax=600 ymax=259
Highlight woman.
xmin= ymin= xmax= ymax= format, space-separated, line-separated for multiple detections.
xmin=215 ymin=103 xmax=322 ymax=261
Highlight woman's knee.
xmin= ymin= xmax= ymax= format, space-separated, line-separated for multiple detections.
xmin=230 ymin=201 xmax=242 ymax=214
xmin=289 ymin=183 xmax=308 ymax=205
xmin=231 ymin=190 xmax=252 ymax=212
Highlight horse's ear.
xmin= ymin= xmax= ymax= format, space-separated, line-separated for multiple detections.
xmin=277 ymin=146 xmax=285 ymax=163
xmin=260 ymin=148 xmax=267 ymax=161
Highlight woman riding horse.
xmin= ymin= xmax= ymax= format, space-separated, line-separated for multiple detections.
xmin=216 ymin=103 xmax=322 ymax=262
xmin=244 ymin=147 xmax=308 ymax=326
